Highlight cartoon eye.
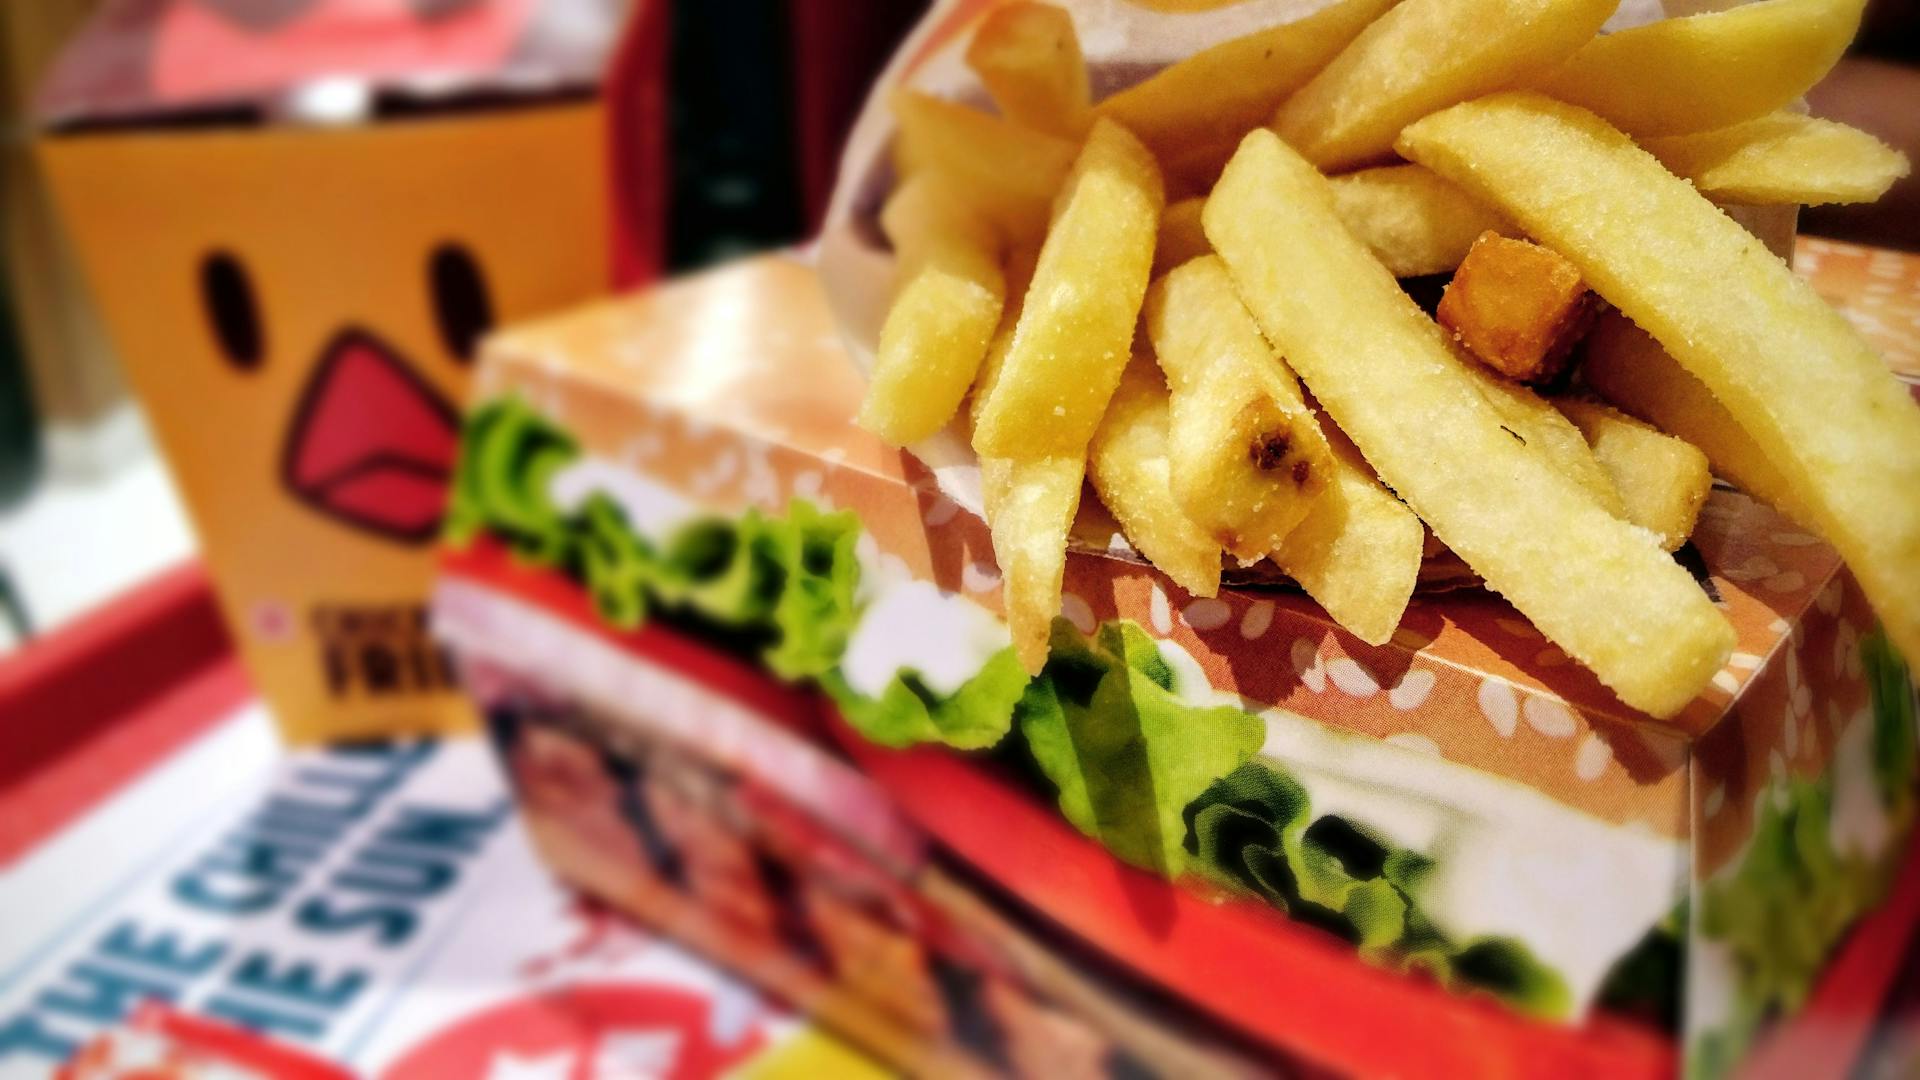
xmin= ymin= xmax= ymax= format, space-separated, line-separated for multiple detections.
xmin=200 ymin=251 xmax=265 ymax=371
xmin=427 ymin=242 xmax=494 ymax=364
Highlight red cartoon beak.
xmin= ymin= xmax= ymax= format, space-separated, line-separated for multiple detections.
xmin=280 ymin=328 xmax=459 ymax=544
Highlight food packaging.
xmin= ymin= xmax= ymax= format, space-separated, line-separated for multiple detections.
xmin=36 ymin=0 xmax=619 ymax=742
xmin=433 ymin=247 xmax=1920 ymax=1077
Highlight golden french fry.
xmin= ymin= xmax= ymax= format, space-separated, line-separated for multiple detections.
xmin=1641 ymin=112 xmax=1910 ymax=206
xmin=1088 ymin=358 xmax=1223 ymax=598
xmin=1556 ymin=398 xmax=1712 ymax=552
xmin=1145 ymin=256 xmax=1332 ymax=560
xmin=1206 ymin=129 xmax=1733 ymax=718
xmin=1271 ymin=0 xmax=1615 ymax=171
xmin=1270 ymin=420 xmax=1424 ymax=645
xmin=1468 ymin=366 xmax=1627 ymax=519
xmin=1097 ymin=0 xmax=1398 ymax=183
xmin=1399 ymin=92 xmax=1920 ymax=671
xmin=1437 ymin=232 xmax=1596 ymax=383
xmin=967 ymin=243 xmax=1041 ymax=435
xmin=1531 ymin=0 xmax=1865 ymax=136
xmin=965 ymin=2 xmax=1092 ymax=139
xmin=891 ymin=90 xmax=1076 ymax=243
xmin=859 ymin=177 xmax=1006 ymax=445
xmin=973 ymin=119 xmax=1164 ymax=460
xmin=1327 ymin=165 xmax=1514 ymax=278
xmin=1583 ymin=312 xmax=1807 ymax=523
xmin=1153 ymin=197 xmax=1210 ymax=277
xmin=983 ymin=454 xmax=1086 ymax=673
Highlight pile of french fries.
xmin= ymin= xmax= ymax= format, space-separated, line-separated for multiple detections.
xmin=855 ymin=0 xmax=1916 ymax=720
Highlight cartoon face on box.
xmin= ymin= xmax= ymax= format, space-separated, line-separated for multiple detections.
xmin=41 ymin=104 xmax=608 ymax=742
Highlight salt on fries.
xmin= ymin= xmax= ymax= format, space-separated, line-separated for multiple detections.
xmin=857 ymin=0 xmax=1915 ymax=717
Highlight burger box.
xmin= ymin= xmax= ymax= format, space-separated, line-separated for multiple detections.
xmin=428 ymin=248 xmax=1920 ymax=1078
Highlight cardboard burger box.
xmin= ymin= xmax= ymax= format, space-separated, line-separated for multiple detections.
xmin=431 ymin=250 xmax=1920 ymax=1078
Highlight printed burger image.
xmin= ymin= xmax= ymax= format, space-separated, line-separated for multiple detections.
xmin=419 ymin=0 xmax=1920 ymax=1077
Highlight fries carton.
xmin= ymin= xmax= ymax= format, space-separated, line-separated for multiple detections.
xmin=36 ymin=0 xmax=616 ymax=743
xmin=433 ymin=248 xmax=1920 ymax=1078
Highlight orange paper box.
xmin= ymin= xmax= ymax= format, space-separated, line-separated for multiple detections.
xmin=40 ymin=104 xmax=609 ymax=743
xmin=433 ymin=250 xmax=1920 ymax=1078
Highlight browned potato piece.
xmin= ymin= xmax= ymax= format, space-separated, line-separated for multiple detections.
xmin=1088 ymin=358 xmax=1224 ymax=598
xmin=983 ymin=454 xmax=1086 ymax=673
xmin=965 ymin=2 xmax=1092 ymax=139
xmin=891 ymin=90 xmax=1076 ymax=244
xmin=1556 ymin=398 xmax=1713 ymax=551
xmin=1437 ymin=232 xmax=1596 ymax=383
xmin=972 ymin=119 xmax=1165 ymax=460
xmin=1152 ymin=198 xmax=1210 ymax=277
xmin=1145 ymin=256 xmax=1332 ymax=560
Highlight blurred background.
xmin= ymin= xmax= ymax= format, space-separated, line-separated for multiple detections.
xmin=0 ymin=0 xmax=1913 ymax=653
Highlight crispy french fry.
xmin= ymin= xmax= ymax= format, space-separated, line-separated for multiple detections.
xmin=891 ymin=90 xmax=1076 ymax=243
xmin=1153 ymin=197 xmax=1210 ymax=277
xmin=1088 ymin=358 xmax=1223 ymax=598
xmin=859 ymin=177 xmax=1005 ymax=445
xmin=973 ymin=119 xmax=1164 ymax=460
xmin=1468 ymin=366 xmax=1627 ymax=518
xmin=1206 ymin=129 xmax=1733 ymax=717
xmin=1096 ymin=0 xmax=1398 ymax=183
xmin=1270 ymin=420 xmax=1424 ymax=645
xmin=983 ymin=453 xmax=1086 ymax=673
xmin=1641 ymin=112 xmax=1910 ymax=206
xmin=1327 ymin=165 xmax=1514 ymax=277
xmin=1582 ymin=312 xmax=1807 ymax=523
xmin=1556 ymin=398 xmax=1712 ymax=552
xmin=1531 ymin=0 xmax=1865 ymax=136
xmin=1270 ymin=0 xmax=1615 ymax=171
xmin=1399 ymin=92 xmax=1920 ymax=671
xmin=1437 ymin=232 xmax=1596 ymax=383
xmin=967 ymin=243 xmax=1041 ymax=434
xmin=1145 ymin=256 xmax=1332 ymax=560
xmin=965 ymin=2 xmax=1092 ymax=138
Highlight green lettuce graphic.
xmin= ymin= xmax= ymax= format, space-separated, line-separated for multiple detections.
xmin=1690 ymin=626 xmax=1918 ymax=1079
xmin=822 ymin=647 xmax=1030 ymax=751
xmin=1185 ymin=760 xmax=1570 ymax=1018
xmin=1019 ymin=620 xmax=1267 ymax=877
xmin=446 ymin=395 xmax=860 ymax=676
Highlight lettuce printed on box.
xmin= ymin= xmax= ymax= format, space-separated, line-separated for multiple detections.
xmin=441 ymin=394 xmax=1745 ymax=1025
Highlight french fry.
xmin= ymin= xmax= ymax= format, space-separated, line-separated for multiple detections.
xmin=1270 ymin=0 xmax=1615 ymax=171
xmin=891 ymin=90 xmax=1076 ymax=243
xmin=1327 ymin=165 xmax=1514 ymax=277
xmin=1468 ymin=365 xmax=1627 ymax=519
xmin=1096 ymin=0 xmax=1398 ymax=185
xmin=859 ymin=176 xmax=1005 ymax=445
xmin=1144 ymin=256 xmax=1333 ymax=560
xmin=1089 ymin=358 xmax=1224 ymax=598
xmin=1206 ymin=129 xmax=1733 ymax=717
xmin=1556 ymin=398 xmax=1712 ymax=552
xmin=973 ymin=119 xmax=1164 ymax=460
xmin=1437 ymin=232 xmax=1596 ymax=383
xmin=965 ymin=2 xmax=1092 ymax=139
xmin=1399 ymin=92 xmax=1920 ymax=671
xmin=1640 ymin=112 xmax=1910 ymax=206
xmin=1531 ymin=0 xmax=1866 ymax=136
xmin=1152 ymin=197 xmax=1210 ymax=277
xmin=1270 ymin=421 xmax=1424 ymax=645
xmin=1582 ymin=312 xmax=1808 ymax=523
xmin=983 ymin=454 xmax=1086 ymax=673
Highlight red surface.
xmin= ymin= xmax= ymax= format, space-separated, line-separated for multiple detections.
xmin=784 ymin=0 xmax=925 ymax=231
xmin=824 ymin=710 xmax=1677 ymax=1080
xmin=440 ymin=538 xmax=822 ymax=739
xmin=0 ymin=562 xmax=249 ymax=866
xmin=606 ymin=0 xmax=669 ymax=289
